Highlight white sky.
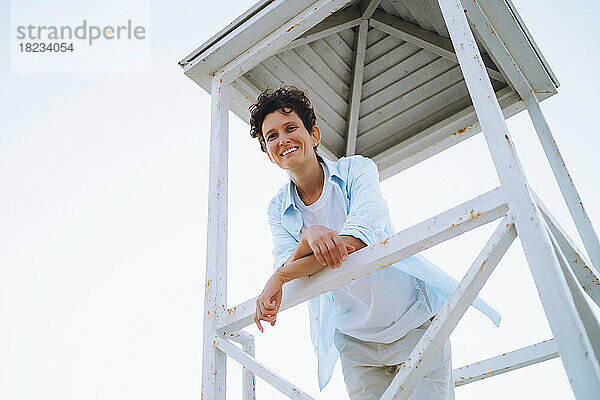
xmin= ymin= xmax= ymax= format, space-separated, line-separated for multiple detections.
xmin=1 ymin=0 xmax=599 ymax=399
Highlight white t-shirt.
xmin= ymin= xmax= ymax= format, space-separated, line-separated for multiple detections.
xmin=293 ymin=161 xmax=430 ymax=343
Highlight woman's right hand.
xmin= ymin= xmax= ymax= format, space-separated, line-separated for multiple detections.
xmin=302 ymin=225 xmax=355 ymax=269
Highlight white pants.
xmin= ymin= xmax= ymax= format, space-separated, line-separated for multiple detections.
xmin=334 ymin=320 xmax=455 ymax=400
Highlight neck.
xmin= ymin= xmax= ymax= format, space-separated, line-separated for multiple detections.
xmin=290 ymin=155 xmax=324 ymax=205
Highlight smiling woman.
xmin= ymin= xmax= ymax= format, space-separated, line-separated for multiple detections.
xmin=245 ymin=85 xmax=482 ymax=399
xmin=249 ymin=85 xmax=320 ymax=155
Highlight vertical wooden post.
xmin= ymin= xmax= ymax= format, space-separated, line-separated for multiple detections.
xmin=202 ymin=74 xmax=229 ymax=400
xmin=437 ymin=0 xmax=600 ymax=398
xmin=345 ymin=19 xmax=368 ymax=156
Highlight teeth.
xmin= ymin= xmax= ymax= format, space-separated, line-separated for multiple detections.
xmin=282 ymin=147 xmax=298 ymax=156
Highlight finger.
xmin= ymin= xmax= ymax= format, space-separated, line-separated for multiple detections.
xmin=332 ymin=236 xmax=347 ymax=263
xmin=254 ymin=313 xmax=263 ymax=333
xmin=259 ymin=298 xmax=273 ymax=317
xmin=258 ymin=311 xmax=277 ymax=323
xmin=346 ymin=244 xmax=356 ymax=253
xmin=335 ymin=237 xmax=349 ymax=260
xmin=320 ymin=242 xmax=335 ymax=268
xmin=314 ymin=245 xmax=327 ymax=266
xmin=324 ymin=239 xmax=341 ymax=268
xmin=257 ymin=301 xmax=277 ymax=323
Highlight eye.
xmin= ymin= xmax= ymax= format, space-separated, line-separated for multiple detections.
xmin=286 ymin=125 xmax=297 ymax=132
xmin=266 ymin=133 xmax=276 ymax=141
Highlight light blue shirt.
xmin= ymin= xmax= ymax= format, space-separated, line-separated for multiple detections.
xmin=267 ymin=154 xmax=501 ymax=390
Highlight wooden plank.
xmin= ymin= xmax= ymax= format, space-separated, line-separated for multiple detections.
xmin=345 ymin=20 xmax=369 ymax=156
xmin=363 ymin=79 xmax=505 ymax=157
xmin=462 ymin=3 xmax=593 ymax=257
xmin=366 ymin=25 xmax=389 ymax=48
xmin=360 ymin=64 xmax=465 ymax=133
xmin=323 ymin=33 xmax=354 ymax=68
xmin=424 ymin=0 xmax=450 ymax=37
xmin=373 ymin=87 xmax=521 ymax=180
xmin=453 ymin=339 xmax=559 ymax=387
xmin=370 ymin=9 xmax=506 ymax=83
xmin=364 ymin=34 xmax=404 ymax=65
xmin=358 ymin=67 xmax=468 ymax=143
xmin=387 ymin=0 xmax=419 ymax=25
xmin=308 ymin=38 xmax=352 ymax=82
xmin=535 ymin=193 xmax=600 ymax=307
xmin=182 ymin=0 xmax=308 ymax=74
xmin=283 ymin=6 xmax=362 ymax=51
xmin=216 ymin=338 xmax=315 ymax=400
xmin=236 ymin=75 xmax=262 ymax=95
xmin=363 ymin=42 xmax=421 ymax=82
xmin=361 ymin=57 xmax=454 ymax=116
xmin=438 ymin=1 xmax=600 ymax=397
xmin=361 ymin=0 xmax=383 ymax=19
xmin=378 ymin=0 xmax=397 ymax=16
xmin=550 ymin=230 xmax=600 ymax=366
xmin=463 ymin=0 xmax=556 ymax=94
xmin=276 ymin=50 xmax=348 ymax=114
xmin=381 ymin=219 xmax=517 ymax=400
xmin=294 ymin=44 xmax=349 ymax=99
xmin=402 ymin=0 xmax=437 ymax=32
xmin=219 ymin=0 xmax=351 ymax=83
xmin=225 ymin=332 xmax=256 ymax=400
xmin=362 ymin=93 xmax=473 ymax=157
xmin=526 ymin=95 xmax=600 ymax=272
xmin=360 ymin=57 xmax=455 ymax=119
xmin=202 ymin=75 xmax=229 ymax=400
xmin=217 ymin=187 xmax=508 ymax=333
xmin=337 ymin=28 xmax=356 ymax=50
xmin=361 ymin=49 xmax=439 ymax=99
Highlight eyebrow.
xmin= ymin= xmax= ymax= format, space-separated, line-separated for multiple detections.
xmin=264 ymin=121 xmax=297 ymax=136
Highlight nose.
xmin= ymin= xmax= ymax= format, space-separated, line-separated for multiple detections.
xmin=279 ymin=133 xmax=292 ymax=145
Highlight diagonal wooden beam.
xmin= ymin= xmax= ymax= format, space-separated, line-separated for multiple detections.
xmin=360 ymin=0 xmax=383 ymax=19
xmin=220 ymin=0 xmax=351 ymax=84
xmin=216 ymin=337 xmax=315 ymax=400
xmin=381 ymin=219 xmax=517 ymax=400
xmin=453 ymin=339 xmax=559 ymax=387
xmin=345 ymin=19 xmax=368 ymax=156
xmin=548 ymin=227 xmax=600 ymax=366
xmin=369 ymin=9 xmax=506 ymax=83
xmin=534 ymin=192 xmax=600 ymax=307
xmin=282 ymin=6 xmax=362 ymax=51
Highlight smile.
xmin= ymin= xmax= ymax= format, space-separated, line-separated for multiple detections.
xmin=281 ymin=146 xmax=299 ymax=157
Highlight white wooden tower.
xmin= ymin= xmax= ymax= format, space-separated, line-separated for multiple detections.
xmin=178 ymin=0 xmax=600 ymax=398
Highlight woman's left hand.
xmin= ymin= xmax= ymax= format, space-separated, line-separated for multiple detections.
xmin=254 ymin=272 xmax=285 ymax=333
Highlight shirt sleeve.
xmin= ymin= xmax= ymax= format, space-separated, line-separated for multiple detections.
xmin=267 ymin=196 xmax=299 ymax=271
xmin=338 ymin=156 xmax=390 ymax=247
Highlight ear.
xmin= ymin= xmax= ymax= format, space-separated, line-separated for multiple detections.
xmin=310 ymin=125 xmax=321 ymax=148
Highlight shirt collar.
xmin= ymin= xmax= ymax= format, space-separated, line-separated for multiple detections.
xmin=281 ymin=154 xmax=342 ymax=216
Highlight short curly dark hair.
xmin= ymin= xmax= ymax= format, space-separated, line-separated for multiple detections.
xmin=249 ymin=85 xmax=318 ymax=154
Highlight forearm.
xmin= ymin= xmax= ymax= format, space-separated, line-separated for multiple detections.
xmin=288 ymin=234 xmax=313 ymax=263
xmin=276 ymin=253 xmax=326 ymax=284
xmin=277 ymin=235 xmax=366 ymax=284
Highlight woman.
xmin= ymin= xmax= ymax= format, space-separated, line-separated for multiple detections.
xmin=250 ymin=86 xmax=499 ymax=400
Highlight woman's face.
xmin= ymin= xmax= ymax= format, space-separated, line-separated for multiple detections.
xmin=262 ymin=109 xmax=320 ymax=170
